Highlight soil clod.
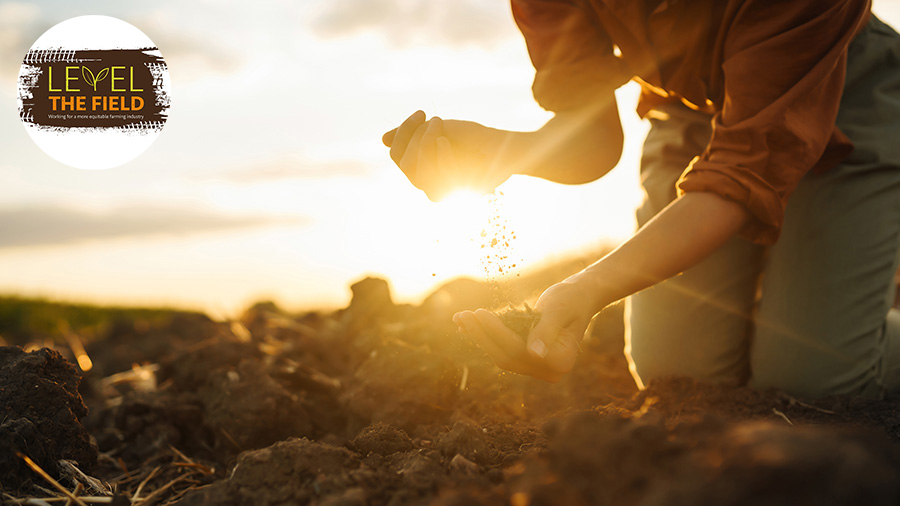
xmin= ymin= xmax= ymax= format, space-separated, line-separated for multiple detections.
xmin=0 ymin=347 xmax=97 ymax=491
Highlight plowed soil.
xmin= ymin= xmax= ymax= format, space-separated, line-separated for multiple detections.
xmin=2 ymin=277 xmax=900 ymax=505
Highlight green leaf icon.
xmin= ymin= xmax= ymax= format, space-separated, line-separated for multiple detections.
xmin=81 ymin=66 xmax=109 ymax=91
xmin=82 ymin=66 xmax=95 ymax=88
xmin=94 ymin=68 xmax=109 ymax=89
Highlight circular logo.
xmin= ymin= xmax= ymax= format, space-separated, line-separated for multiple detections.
xmin=17 ymin=15 xmax=171 ymax=170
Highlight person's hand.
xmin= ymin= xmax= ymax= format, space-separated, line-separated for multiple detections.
xmin=453 ymin=278 xmax=602 ymax=382
xmin=383 ymin=111 xmax=516 ymax=201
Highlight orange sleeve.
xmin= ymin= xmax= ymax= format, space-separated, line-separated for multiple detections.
xmin=676 ymin=0 xmax=868 ymax=245
xmin=511 ymin=0 xmax=630 ymax=112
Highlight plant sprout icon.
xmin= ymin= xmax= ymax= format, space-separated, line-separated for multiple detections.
xmin=81 ymin=66 xmax=109 ymax=91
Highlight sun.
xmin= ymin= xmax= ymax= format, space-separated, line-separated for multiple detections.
xmin=425 ymin=189 xmax=493 ymax=260
xmin=433 ymin=188 xmax=486 ymax=212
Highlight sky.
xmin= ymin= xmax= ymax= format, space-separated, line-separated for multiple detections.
xmin=1 ymin=0 xmax=898 ymax=317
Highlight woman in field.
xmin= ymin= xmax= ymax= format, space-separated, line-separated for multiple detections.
xmin=383 ymin=0 xmax=900 ymax=399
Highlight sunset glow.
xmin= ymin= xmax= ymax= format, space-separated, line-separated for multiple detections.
xmin=1 ymin=1 xmax=898 ymax=316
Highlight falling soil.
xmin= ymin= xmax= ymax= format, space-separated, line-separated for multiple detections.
xmin=479 ymin=192 xmax=525 ymax=309
xmin=2 ymin=279 xmax=900 ymax=505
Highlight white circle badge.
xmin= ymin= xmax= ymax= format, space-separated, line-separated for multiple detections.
xmin=17 ymin=15 xmax=171 ymax=170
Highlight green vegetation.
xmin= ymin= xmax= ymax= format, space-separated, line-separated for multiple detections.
xmin=0 ymin=296 xmax=193 ymax=345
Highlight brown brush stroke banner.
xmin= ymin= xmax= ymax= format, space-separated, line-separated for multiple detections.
xmin=19 ymin=48 xmax=169 ymax=131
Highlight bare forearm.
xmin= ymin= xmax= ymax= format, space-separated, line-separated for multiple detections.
xmin=493 ymin=97 xmax=624 ymax=185
xmin=571 ymin=192 xmax=750 ymax=313
xmin=384 ymin=94 xmax=622 ymax=198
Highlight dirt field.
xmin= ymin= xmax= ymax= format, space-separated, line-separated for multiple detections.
xmin=2 ymin=276 xmax=900 ymax=505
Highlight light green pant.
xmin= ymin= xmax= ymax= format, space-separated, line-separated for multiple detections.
xmin=625 ymin=15 xmax=900 ymax=399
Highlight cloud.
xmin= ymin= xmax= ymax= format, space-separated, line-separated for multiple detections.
xmin=132 ymin=10 xmax=246 ymax=81
xmin=147 ymin=32 xmax=245 ymax=81
xmin=0 ymin=205 xmax=306 ymax=248
xmin=310 ymin=0 xmax=516 ymax=47
xmin=0 ymin=3 xmax=247 ymax=83
xmin=0 ymin=1 xmax=37 ymax=20
xmin=200 ymin=157 xmax=369 ymax=183
xmin=0 ymin=2 xmax=46 ymax=80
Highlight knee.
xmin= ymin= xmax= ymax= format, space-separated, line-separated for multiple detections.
xmin=749 ymin=363 xmax=874 ymax=399
xmin=625 ymin=330 xmax=675 ymax=388
xmin=624 ymin=305 xmax=687 ymax=387
xmin=748 ymin=359 xmax=825 ymax=399
xmin=749 ymin=327 xmax=883 ymax=399
xmin=749 ymin=325 xmax=833 ymax=398
xmin=625 ymin=317 xmax=748 ymax=388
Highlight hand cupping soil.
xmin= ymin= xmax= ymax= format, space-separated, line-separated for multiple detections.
xmin=496 ymin=305 xmax=541 ymax=339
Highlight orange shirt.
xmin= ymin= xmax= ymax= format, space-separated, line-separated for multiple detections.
xmin=512 ymin=0 xmax=871 ymax=244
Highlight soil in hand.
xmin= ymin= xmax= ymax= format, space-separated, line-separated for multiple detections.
xmin=497 ymin=305 xmax=541 ymax=339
